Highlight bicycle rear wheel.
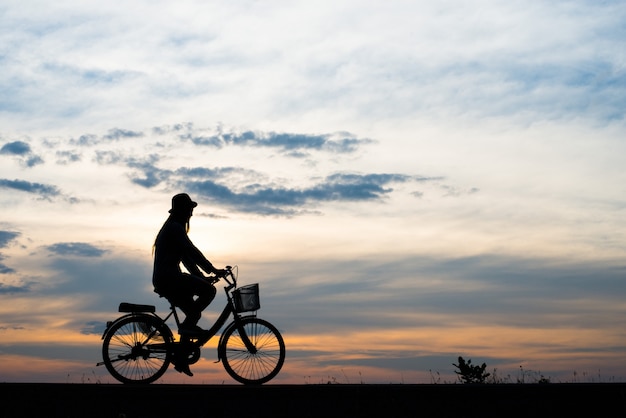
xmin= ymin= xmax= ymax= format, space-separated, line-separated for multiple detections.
xmin=219 ymin=317 xmax=285 ymax=385
xmin=102 ymin=314 xmax=173 ymax=384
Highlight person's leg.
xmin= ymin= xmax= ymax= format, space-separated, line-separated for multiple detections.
xmin=171 ymin=294 xmax=199 ymax=329
xmin=160 ymin=275 xmax=214 ymax=377
xmin=176 ymin=274 xmax=216 ymax=329
xmin=160 ymin=292 xmax=196 ymax=376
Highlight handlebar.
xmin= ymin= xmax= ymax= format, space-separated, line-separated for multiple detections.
xmin=211 ymin=265 xmax=237 ymax=291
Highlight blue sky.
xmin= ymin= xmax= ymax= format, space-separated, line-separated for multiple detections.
xmin=1 ymin=0 xmax=625 ymax=384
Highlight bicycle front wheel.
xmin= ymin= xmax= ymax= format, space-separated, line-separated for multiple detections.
xmin=219 ymin=317 xmax=286 ymax=385
xmin=102 ymin=314 xmax=173 ymax=384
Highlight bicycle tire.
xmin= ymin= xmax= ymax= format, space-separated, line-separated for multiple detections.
xmin=102 ymin=314 xmax=173 ymax=384
xmin=219 ymin=317 xmax=285 ymax=385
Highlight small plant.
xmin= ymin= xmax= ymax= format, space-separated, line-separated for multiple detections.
xmin=518 ymin=365 xmax=551 ymax=384
xmin=453 ymin=356 xmax=491 ymax=384
xmin=429 ymin=369 xmax=441 ymax=384
xmin=537 ymin=375 xmax=551 ymax=384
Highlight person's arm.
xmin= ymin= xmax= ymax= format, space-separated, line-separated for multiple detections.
xmin=179 ymin=233 xmax=217 ymax=276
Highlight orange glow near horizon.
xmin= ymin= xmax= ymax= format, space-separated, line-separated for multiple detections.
xmin=2 ymin=319 xmax=625 ymax=384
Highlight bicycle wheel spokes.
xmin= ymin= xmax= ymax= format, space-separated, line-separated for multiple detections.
xmin=102 ymin=315 xmax=173 ymax=384
xmin=220 ymin=317 xmax=285 ymax=385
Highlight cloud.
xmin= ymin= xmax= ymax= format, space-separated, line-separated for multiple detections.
xmin=102 ymin=128 xmax=144 ymax=141
xmin=45 ymin=242 xmax=109 ymax=258
xmin=1 ymin=0 xmax=624 ymax=132
xmin=80 ymin=320 xmax=107 ymax=335
xmin=42 ymin=255 xmax=154 ymax=312
xmin=107 ymin=158 xmax=444 ymax=216
xmin=70 ymin=128 xmax=144 ymax=147
xmin=0 ymin=179 xmax=61 ymax=200
xmin=126 ymin=155 xmax=171 ymax=188
xmin=0 ymin=326 xmax=25 ymax=330
xmin=0 ymin=231 xmax=20 ymax=248
xmin=0 ymin=231 xmax=20 ymax=274
xmin=70 ymin=134 xmax=99 ymax=146
xmin=256 ymin=253 xmax=626 ymax=338
xmin=152 ymin=124 xmax=374 ymax=155
xmin=93 ymin=150 xmax=124 ymax=165
xmin=0 ymin=141 xmax=44 ymax=167
xmin=0 ymin=141 xmax=31 ymax=156
xmin=179 ymin=171 xmax=427 ymax=215
xmin=180 ymin=129 xmax=373 ymax=155
xmin=440 ymin=185 xmax=480 ymax=198
xmin=0 ymin=281 xmax=32 ymax=293
xmin=80 ymin=124 xmax=441 ymax=215
xmin=0 ymin=257 xmax=16 ymax=274
xmin=94 ymin=152 xmax=168 ymax=188
xmin=55 ymin=150 xmax=81 ymax=165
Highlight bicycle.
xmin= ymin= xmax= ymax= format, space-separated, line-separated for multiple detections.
xmin=97 ymin=266 xmax=285 ymax=385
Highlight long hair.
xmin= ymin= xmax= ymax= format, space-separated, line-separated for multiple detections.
xmin=152 ymin=214 xmax=191 ymax=256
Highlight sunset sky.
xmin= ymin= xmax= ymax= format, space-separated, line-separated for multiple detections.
xmin=1 ymin=0 xmax=626 ymax=384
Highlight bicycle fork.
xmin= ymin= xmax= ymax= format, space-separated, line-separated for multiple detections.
xmin=217 ymin=315 xmax=257 ymax=362
xmin=237 ymin=322 xmax=257 ymax=354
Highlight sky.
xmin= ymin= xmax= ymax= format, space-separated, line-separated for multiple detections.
xmin=1 ymin=0 xmax=625 ymax=384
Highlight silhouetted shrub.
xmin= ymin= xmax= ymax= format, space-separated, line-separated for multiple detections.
xmin=453 ymin=356 xmax=491 ymax=384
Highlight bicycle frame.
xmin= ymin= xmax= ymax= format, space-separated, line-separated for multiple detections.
xmin=168 ymin=288 xmax=254 ymax=351
xmin=181 ymin=269 xmax=256 ymax=353
xmin=101 ymin=267 xmax=256 ymax=359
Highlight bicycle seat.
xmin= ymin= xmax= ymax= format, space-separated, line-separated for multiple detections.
xmin=118 ymin=302 xmax=156 ymax=313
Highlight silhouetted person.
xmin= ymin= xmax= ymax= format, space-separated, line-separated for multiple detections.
xmin=152 ymin=193 xmax=226 ymax=376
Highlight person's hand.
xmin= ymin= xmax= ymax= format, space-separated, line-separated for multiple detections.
xmin=214 ymin=268 xmax=228 ymax=278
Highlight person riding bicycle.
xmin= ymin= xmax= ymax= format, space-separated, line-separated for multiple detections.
xmin=152 ymin=193 xmax=226 ymax=375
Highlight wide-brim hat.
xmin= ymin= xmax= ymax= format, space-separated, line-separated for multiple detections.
xmin=169 ymin=193 xmax=198 ymax=213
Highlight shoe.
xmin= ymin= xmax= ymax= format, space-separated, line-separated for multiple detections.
xmin=174 ymin=362 xmax=194 ymax=377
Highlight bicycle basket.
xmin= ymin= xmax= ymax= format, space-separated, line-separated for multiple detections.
xmin=233 ymin=283 xmax=260 ymax=312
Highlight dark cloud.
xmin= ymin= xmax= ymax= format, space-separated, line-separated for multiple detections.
xmin=0 ymin=141 xmax=44 ymax=167
xmin=102 ymin=128 xmax=144 ymax=141
xmin=71 ymin=128 xmax=143 ymax=147
xmin=152 ymin=123 xmax=191 ymax=135
xmin=45 ymin=242 xmax=109 ymax=257
xmin=71 ymin=134 xmax=99 ymax=146
xmin=78 ymin=124 xmax=446 ymax=214
xmin=175 ymin=166 xmax=246 ymax=179
xmin=0 ymin=281 xmax=32 ymax=293
xmin=80 ymin=320 xmax=107 ymax=335
xmin=151 ymin=123 xmax=373 ymax=155
xmin=0 ymin=253 xmax=16 ymax=274
xmin=0 ymin=231 xmax=20 ymax=248
xmin=0 ymin=231 xmax=20 ymax=274
xmin=181 ymin=130 xmax=373 ymax=155
xmin=89 ymin=141 xmax=434 ymax=215
xmin=93 ymin=152 xmax=169 ymax=188
xmin=55 ymin=150 xmax=81 ymax=165
xmin=93 ymin=150 xmax=124 ymax=164
xmin=24 ymin=155 xmax=43 ymax=167
xmin=126 ymin=155 xmax=171 ymax=188
xmin=96 ymin=149 xmax=439 ymax=214
xmin=0 ymin=141 xmax=31 ymax=156
xmin=0 ymin=257 xmax=16 ymax=274
xmin=0 ymin=178 xmax=61 ymax=200
xmin=181 ymin=172 xmax=418 ymax=215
